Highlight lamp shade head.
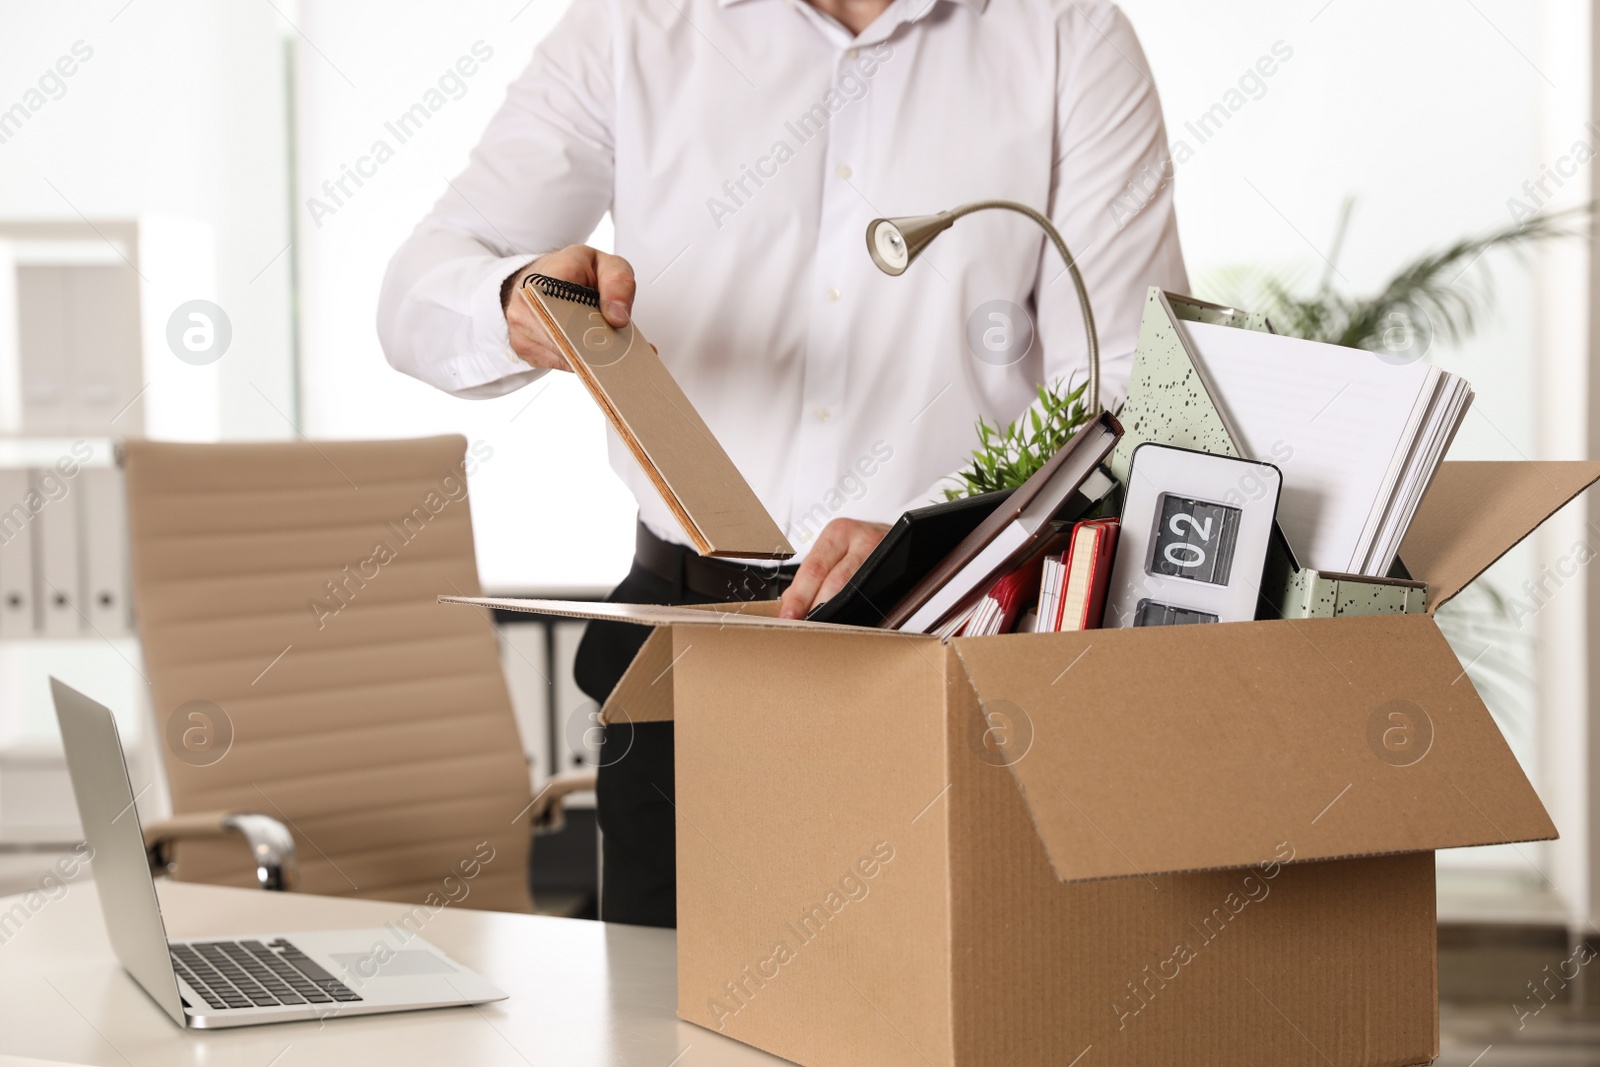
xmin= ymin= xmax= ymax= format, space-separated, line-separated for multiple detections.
xmin=865 ymin=212 xmax=955 ymax=276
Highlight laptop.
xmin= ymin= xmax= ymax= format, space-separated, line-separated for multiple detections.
xmin=50 ymin=678 xmax=509 ymax=1029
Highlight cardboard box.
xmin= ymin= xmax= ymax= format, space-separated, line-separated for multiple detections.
xmin=451 ymin=459 xmax=1600 ymax=1067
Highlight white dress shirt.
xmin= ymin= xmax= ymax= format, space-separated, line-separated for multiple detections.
xmin=378 ymin=0 xmax=1187 ymax=558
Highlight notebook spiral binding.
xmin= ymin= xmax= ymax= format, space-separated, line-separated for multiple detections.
xmin=523 ymin=272 xmax=601 ymax=308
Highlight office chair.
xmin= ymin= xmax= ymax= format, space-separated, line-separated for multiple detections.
xmin=122 ymin=435 xmax=593 ymax=913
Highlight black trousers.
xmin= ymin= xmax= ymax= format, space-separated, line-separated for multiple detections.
xmin=574 ymin=554 xmax=783 ymax=928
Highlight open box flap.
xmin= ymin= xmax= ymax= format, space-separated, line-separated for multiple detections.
xmin=600 ymin=626 xmax=677 ymax=725
xmin=596 ymin=602 xmax=799 ymax=724
xmin=439 ymin=595 xmax=871 ymax=633
xmin=951 ymin=614 xmax=1554 ymax=883
xmin=1403 ymin=461 xmax=1600 ymax=611
xmin=440 ymin=597 xmax=912 ymax=726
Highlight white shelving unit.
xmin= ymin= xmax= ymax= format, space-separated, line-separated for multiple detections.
xmin=0 ymin=217 xmax=209 ymax=850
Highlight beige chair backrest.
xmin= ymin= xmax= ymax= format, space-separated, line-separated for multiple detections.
xmin=122 ymin=436 xmax=534 ymax=913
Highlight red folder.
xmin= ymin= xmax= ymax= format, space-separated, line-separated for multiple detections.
xmin=964 ymin=555 xmax=1047 ymax=637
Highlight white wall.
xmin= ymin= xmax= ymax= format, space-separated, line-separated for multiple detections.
xmin=1118 ymin=0 xmax=1590 ymax=898
xmin=0 ymin=0 xmax=297 ymax=781
xmin=6 ymin=0 xmax=1581 ymax=898
xmin=292 ymin=0 xmax=633 ymax=594
xmin=1530 ymin=1 xmax=1595 ymax=930
xmin=0 ymin=0 xmax=296 ymax=438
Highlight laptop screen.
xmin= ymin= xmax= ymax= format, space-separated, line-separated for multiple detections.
xmin=51 ymin=678 xmax=187 ymax=1024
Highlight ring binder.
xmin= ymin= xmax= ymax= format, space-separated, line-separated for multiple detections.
xmin=524 ymin=273 xmax=601 ymax=309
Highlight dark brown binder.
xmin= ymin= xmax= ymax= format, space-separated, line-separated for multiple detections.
xmin=880 ymin=410 xmax=1123 ymax=630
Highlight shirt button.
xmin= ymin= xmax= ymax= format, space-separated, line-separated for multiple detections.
xmin=845 ymin=48 xmax=858 ymax=59
xmin=826 ymin=287 xmax=841 ymax=302
xmin=836 ymin=164 xmax=853 ymax=180
xmin=816 ymin=408 xmax=833 ymax=422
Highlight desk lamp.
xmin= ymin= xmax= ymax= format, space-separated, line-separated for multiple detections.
xmin=865 ymin=201 xmax=1101 ymax=414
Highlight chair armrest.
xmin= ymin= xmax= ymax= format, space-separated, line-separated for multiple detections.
xmin=143 ymin=810 xmax=299 ymax=891
xmin=528 ymin=771 xmax=597 ymax=834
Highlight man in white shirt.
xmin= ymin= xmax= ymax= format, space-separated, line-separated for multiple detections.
xmin=379 ymin=0 xmax=1186 ymax=927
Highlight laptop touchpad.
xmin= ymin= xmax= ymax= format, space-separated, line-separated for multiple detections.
xmin=330 ymin=950 xmax=459 ymax=976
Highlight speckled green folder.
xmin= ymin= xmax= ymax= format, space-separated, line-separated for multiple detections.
xmin=1107 ymin=289 xmax=1270 ymax=484
xmin=1110 ymin=288 xmax=1426 ymax=620
xmin=1276 ymin=568 xmax=1428 ymax=619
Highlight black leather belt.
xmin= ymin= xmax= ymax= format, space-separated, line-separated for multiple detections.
xmin=634 ymin=522 xmax=797 ymax=602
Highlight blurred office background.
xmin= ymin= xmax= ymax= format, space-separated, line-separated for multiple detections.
xmin=0 ymin=0 xmax=1595 ymax=1052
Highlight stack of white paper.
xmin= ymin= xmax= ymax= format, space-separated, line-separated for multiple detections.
xmin=1037 ymin=555 xmax=1067 ymax=632
xmin=1182 ymin=320 xmax=1473 ymax=577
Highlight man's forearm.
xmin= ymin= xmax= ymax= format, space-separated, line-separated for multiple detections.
xmin=377 ymin=223 xmax=541 ymax=399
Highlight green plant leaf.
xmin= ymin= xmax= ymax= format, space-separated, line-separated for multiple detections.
xmin=943 ymin=374 xmax=1098 ymax=500
xmin=1198 ymin=203 xmax=1590 ymax=353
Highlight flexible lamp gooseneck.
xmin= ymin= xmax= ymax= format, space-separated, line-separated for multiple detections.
xmin=865 ymin=201 xmax=1101 ymax=415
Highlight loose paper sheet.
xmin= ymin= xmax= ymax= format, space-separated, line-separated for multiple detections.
xmin=1182 ymin=321 xmax=1438 ymax=574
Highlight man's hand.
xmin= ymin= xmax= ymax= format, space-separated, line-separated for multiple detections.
xmin=502 ymin=244 xmax=637 ymax=371
xmin=778 ymin=518 xmax=892 ymax=620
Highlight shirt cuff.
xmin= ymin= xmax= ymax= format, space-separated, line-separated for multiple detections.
xmin=456 ymin=253 xmax=542 ymax=394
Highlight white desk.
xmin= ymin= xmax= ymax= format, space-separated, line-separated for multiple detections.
xmin=0 ymin=880 xmax=789 ymax=1066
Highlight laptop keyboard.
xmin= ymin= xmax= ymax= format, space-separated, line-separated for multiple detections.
xmin=171 ymin=938 xmax=363 ymax=1011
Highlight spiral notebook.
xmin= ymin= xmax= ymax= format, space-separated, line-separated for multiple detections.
xmin=519 ymin=273 xmax=794 ymax=559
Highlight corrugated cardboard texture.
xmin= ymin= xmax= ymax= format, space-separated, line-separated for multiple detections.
xmin=503 ymin=447 xmax=1600 ymax=1066
xmin=952 ymin=614 xmax=1554 ymax=883
xmin=944 ymin=667 xmax=1438 ymax=1066
xmin=524 ymin=282 xmax=794 ymax=559
xmin=595 ymin=603 xmax=792 ymax=725
xmin=602 ymin=626 xmax=675 ymax=725
xmin=1401 ymin=460 xmax=1600 ymax=610
xmin=123 ymin=437 xmax=534 ymax=911
xmin=672 ymin=626 xmax=955 ymax=1066
xmin=663 ymin=622 xmax=1441 ymax=1066
xmin=442 ymin=596 xmax=864 ymax=635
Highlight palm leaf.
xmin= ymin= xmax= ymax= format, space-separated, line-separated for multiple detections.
xmin=1201 ymin=203 xmax=1589 ymax=353
xmin=945 ymin=203 xmax=1589 ymax=503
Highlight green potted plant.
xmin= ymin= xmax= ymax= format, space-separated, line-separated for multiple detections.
xmin=941 ymin=201 xmax=1586 ymax=739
